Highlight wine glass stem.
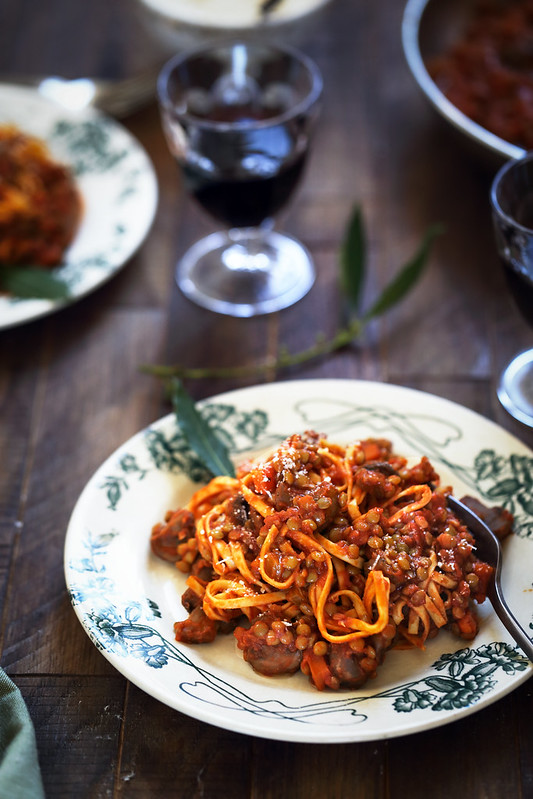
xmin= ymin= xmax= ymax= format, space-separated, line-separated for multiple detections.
xmin=225 ymin=225 xmax=274 ymax=271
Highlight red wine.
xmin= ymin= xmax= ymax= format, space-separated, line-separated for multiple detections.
xmin=497 ymin=188 xmax=533 ymax=327
xmin=502 ymin=257 xmax=533 ymax=327
xmin=514 ymin=192 xmax=533 ymax=228
xmin=183 ymin=151 xmax=306 ymax=228
xmin=177 ymin=92 xmax=310 ymax=228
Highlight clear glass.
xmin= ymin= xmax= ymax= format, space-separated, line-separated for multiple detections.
xmin=490 ymin=152 xmax=533 ymax=427
xmin=157 ymin=41 xmax=322 ymax=317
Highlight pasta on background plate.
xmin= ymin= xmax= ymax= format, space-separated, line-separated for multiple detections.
xmin=0 ymin=124 xmax=81 ymax=267
xmin=151 ymin=431 xmax=499 ymax=691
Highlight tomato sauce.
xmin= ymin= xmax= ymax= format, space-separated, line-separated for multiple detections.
xmin=0 ymin=125 xmax=81 ymax=266
xmin=428 ymin=0 xmax=533 ymax=149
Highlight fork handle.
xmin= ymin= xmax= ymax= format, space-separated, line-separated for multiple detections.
xmin=490 ymin=580 xmax=533 ymax=662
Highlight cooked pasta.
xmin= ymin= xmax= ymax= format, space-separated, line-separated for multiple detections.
xmin=0 ymin=125 xmax=81 ymax=266
xmin=151 ymin=432 xmax=495 ymax=690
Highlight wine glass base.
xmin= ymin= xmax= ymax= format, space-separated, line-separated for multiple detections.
xmin=497 ymin=347 xmax=533 ymax=428
xmin=176 ymin=229 xmax=315 ymax=317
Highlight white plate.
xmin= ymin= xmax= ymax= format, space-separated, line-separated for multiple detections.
xmin=139 ymin=0 xmax=332 ymax=29
xmin=137 ymin=0 xmax=334 ymax=51
xmin=64 ymin=379 xmax=533 ymax=743
xmin=0 ymin=84 xmax=158 ymax=330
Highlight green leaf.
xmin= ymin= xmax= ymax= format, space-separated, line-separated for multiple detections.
xmin=363 ymin=224 xmax=443 ymax=320
xmin=0 ymin=265 xmax=70 ymax=299
xmin=169 ymin=378 xmax=236 ymax=478
xmin=339 ymin=204 xmax=366 ymax=314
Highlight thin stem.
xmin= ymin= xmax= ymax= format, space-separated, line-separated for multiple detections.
xmin=139 ymin=319 xmax=363 ymax=381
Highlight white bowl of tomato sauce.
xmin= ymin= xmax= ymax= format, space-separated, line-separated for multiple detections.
xmin=402 ymin=0 xmax=529 ymax=167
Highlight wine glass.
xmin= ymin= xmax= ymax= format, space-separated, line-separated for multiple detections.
xmin=490 ymin=152 xmax=533 ymax=427
xmin=157 ymin=41 xmax=322 ymax=317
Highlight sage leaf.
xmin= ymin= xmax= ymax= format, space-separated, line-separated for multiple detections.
xmin=0 ymin=266 xmax=70 ymax=300
xmin=340 ymin=204 xmax=366 ymax=315
xmin=363 ymin=224 xmax=443 ymax=320
xmin=169 ymin=377 xmax=236 ymax=478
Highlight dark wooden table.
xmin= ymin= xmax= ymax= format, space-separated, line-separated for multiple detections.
xmin=2 ymin=0 xmax=533 ymax=796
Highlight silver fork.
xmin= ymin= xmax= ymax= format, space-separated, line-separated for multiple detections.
xmin=448 ymin=495 xmax=533 ymax=662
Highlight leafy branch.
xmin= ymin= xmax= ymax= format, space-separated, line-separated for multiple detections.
xmin=140 ymin=206 xmax=443 ymax=381
xmin=0 ymin=264 xmax=70 ymax=300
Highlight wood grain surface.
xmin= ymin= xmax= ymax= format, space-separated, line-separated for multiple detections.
xmin=1 ymin=0 xmax=532 ymax=796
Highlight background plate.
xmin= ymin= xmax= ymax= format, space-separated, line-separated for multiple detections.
xmin=64 ymin=379 xmax=533 ymax=743
xmin=0 ymin=83 xmax=158 ymax=330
